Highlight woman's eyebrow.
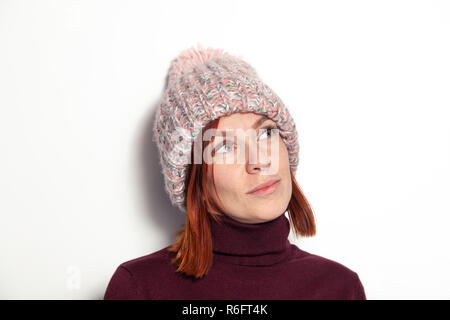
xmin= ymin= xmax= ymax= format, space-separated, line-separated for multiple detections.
xmin=251 ymin=116 xmax=271 ymax=129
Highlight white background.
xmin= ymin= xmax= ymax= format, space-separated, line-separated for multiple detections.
xmin=1 ymin=0 xmax=449 ymax=299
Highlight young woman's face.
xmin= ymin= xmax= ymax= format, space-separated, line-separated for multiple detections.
xmin=206 ymin=112 xmax=292 ymax=224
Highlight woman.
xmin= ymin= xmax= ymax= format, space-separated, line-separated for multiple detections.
xmin=104 ymin=45 xmax=366 ymax=300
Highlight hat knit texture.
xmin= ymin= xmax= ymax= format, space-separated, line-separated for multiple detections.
xmin=153 ymin=44 xmax=299 ymax=213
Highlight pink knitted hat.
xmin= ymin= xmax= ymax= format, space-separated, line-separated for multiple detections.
xmin=153 ymin=44 xmax=299 ymax=213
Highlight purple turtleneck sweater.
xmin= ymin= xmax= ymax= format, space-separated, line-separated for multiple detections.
xmin=104 ymin=213 xmax=366 ymax=300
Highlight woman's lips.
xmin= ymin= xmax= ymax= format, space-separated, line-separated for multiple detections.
xmin=247 ymin=179 xmax=281 ymax=196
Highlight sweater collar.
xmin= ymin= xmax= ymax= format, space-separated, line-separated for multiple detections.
xmin=209 ymin=212 xmax=293 ymax=266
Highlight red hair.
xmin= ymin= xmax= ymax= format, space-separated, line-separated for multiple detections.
xmin=167 ymin=118 xmax=316 ymax=278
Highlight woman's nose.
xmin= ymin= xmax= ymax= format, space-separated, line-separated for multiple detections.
xmin=245 ymin=140 xmax=272 ymax=173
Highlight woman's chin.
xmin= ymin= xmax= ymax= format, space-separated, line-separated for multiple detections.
xmin=248 ymin=206 xmax=286 ymax=222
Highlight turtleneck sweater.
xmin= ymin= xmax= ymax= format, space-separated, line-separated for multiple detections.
xmin=104 ymin=213 xmax=366 ymax=300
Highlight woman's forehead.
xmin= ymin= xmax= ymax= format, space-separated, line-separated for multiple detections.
xmin=216 ymin=113 xmax=274 ymax=131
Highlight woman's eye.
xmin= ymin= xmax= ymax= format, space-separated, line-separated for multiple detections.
xmin=215 ymin=142 xmax=234 ymax=154
xmin=259 ymin=127 xmax=277 ymax=140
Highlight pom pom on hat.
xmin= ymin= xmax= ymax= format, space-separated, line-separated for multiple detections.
xmin=166 ymin=43 xmax=257 ymax=89
xmin=166 ymin=44 xmax=226 ymax=86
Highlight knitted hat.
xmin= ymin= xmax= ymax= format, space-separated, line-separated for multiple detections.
xmin=153 ymin=44 xmax=299 ymax=213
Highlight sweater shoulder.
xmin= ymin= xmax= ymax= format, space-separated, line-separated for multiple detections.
xmin=289 ymin=244 xmax=366 ymax=299
xmin=104 ymin=246 xmax=176 ymax=300
xmin=290 ymin=244 xmax=358 ymax=275
xmin=119 ymin=245 xmax=175 ymax=275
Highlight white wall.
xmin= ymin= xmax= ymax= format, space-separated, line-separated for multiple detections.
xmin=0 ymin=0 xmax=449 ymax=299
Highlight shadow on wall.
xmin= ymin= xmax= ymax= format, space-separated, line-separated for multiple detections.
xmin=138 ymin=96 xmax=186 ymax=247
xmin=93 ymin=84 xmax=186 ymax=300
xmin=137 ymin=73 xmax=187 ymax=245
